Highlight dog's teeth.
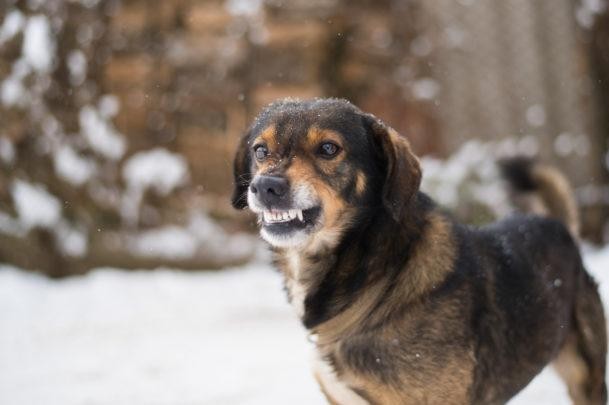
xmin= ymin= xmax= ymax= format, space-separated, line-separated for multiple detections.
xmin=263 ymin=209 xmax=303 ymax=223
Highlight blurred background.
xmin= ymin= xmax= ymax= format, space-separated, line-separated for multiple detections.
xmin=3 ymin=1 xmax=609 ymax=404
xmin=2 ymin=0 xmax=609 ymax=276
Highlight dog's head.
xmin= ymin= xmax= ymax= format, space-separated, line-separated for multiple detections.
xmin=232 ymin=98 xmax=421 ymax=249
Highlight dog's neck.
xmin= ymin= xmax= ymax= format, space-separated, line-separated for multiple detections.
xmin=273 ymin=192 xmax=446 ymax=341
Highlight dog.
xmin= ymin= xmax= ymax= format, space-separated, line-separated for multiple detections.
xmin=231 ymin=98 xmax=607 ymax=404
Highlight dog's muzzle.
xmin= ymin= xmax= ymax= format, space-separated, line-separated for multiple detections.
xmin=250 ymin=175 xmax=289 ymax=208
xmin=248 ymin=175 xmax=322 ymax=247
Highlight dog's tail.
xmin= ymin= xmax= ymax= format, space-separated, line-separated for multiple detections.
xmin=499 ymin=157 xmax=580 ymax=237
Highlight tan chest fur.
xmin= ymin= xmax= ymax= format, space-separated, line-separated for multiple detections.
xmin=313 ymin=353 xmax=369 ymax=405
xmin=284 ymin=249 xmax=307 ymax=317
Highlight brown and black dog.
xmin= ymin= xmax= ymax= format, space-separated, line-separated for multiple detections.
xmin=231 ymin=98 xmax=607 ymax=404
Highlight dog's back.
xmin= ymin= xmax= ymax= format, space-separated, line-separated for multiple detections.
xmin=470 ymin=157 xmax=608 ymax=404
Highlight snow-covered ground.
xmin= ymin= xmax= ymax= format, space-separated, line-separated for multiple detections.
xmin=1 ymin=247 xmax=608 ymax=405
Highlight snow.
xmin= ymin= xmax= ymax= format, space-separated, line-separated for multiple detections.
xmin=53 ymin=144 xmax=97 ymax=186
xmin=1 ymin=58 xmax=30 ymax=108
xmin=121 ymin=148 xmax=189 ymax=225
xmin=0 ymin=211 xmax=25 ymax=237
xmin=576 ymin=0 xmax=607 ymax=28
xmin=525 ymin=104 xmax=546 ymax=127
xmin=516 ymin=135 xmax=540 ymax=157
xmin=1 ymin=245 xmax=608 ymax=404
xmin=444 ymin=25 xmax=466 ymax=48
xmin=420 ymin=140 xmax=513 ymax=217
xmin=98 ymin=95 xmax=120 ymax=119
xmin=79 ymin=105 xmax=126 ymax=160
xmin=410 ymin=36 xmax=432 ymax=57
xmin=127 ymin=213 xmax=257 ymax=262
xmin=419 ymin=138 xmax=553 ymax=221
xmin=67 ymin=50 xmax=87 ymax=86
xmin=0 ymin=262 xmax=324 ymax=405
xmin=574 ymin=184 xmax=609 ymax=209
xmin=0 ymin=10 xmax=25 ymax=45
xmin=129 ymin=226 xmax=199 ymax=260
xmin=122 ymin=148 xmax=189 ymax=196
xmin=185 ymin=212 xmax=258 ymax=260
xmin=10 ymin=179 xmax=61 ymax=230
xmin=225 ymin=0 xmax=264 ymax=16
xmin=554 ymin=134 xmax=591 ymax=158
xmin=22 ymin=15 xmax=55 ymax=73
xmin=54 ymin=221 xmax=89 ymax=257
xmin=411 ymin=77 xmax=440 ymax=100
xmin=0 ymin=136 xmax=15 ymax=164
xmin=80 ymin=0 xmax=101 ymax=9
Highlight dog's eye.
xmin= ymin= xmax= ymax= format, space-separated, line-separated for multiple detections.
xmin=254 ymin=145 xmax=268 ymax=161
xmin=318 ymin=142 xmax=340 ymax=158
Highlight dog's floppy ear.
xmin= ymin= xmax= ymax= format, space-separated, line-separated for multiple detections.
xmin=364 ymin=114 xmax=422 ymax=221
xmin=231 ymin=132 xmax=252 ymax=209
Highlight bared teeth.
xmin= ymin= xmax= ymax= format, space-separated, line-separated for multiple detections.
xmin=262 ymin=209 xmax=305 ymax=223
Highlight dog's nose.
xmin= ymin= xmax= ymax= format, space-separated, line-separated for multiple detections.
xmin=250 ymin=175 xmax=289 ymax=206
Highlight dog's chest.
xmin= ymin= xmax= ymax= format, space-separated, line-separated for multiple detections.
xmin=284 ymin=250 xmax=307 ymax=318
xmin=313 ymin=353 xmax=369 ymax=405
